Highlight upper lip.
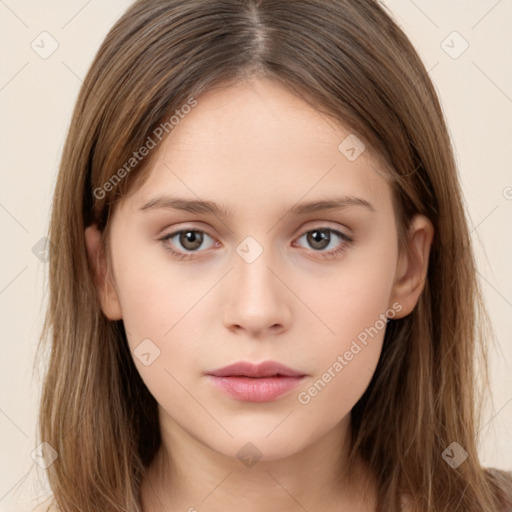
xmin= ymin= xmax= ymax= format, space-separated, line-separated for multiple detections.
xmin=207 ymin=361 xmax=306 ymax=378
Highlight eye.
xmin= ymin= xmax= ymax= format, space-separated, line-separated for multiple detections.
xmin=159 ymin=228 xmax=217 ymax=260
xmin=293 ymin=228 xmax=353 ymax=260
xmin=159 ymin=226 xmax=353 ymax=261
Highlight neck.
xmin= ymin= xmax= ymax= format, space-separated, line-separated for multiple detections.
xmin=140 ymin=410 xmax=377 ymax=512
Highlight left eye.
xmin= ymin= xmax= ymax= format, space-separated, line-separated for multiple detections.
xmin=294 ymin=228 xmax=351 ymax=253
xmin=159 ymin=227 xmax=352 ymax=260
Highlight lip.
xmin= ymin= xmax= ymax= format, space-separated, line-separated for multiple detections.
xmin=206 ymin=361 xmax=307 ymax=403
xmin=208 ymin=360 xmax=305 ymax=378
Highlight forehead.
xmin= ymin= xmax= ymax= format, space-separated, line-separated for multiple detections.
xmin=122 ymin=77 xmax=393 ymax=219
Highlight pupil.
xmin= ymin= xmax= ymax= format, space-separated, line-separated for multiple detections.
xmin=309 ymin=229 xmax=329 ymax=249
xmin=182 ymin=231 xmax=202 ymax=250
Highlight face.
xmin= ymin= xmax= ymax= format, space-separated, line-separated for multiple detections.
xmin=86 ymin=77 xmax=431 ymax=463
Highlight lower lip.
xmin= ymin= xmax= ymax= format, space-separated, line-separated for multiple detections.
xmin=207 ymin=375 xmax=305 ymax=402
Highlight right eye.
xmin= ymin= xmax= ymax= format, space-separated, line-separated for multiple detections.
xmin=159 ymin=228 xmax=218 ymax=260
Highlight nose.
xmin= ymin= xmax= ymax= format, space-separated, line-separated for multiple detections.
xmin=222 ymin=240 xmax=292 ymax=337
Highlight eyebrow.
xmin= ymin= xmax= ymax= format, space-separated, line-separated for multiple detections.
xmin=139 ymin=194 xmax=375 ymax=217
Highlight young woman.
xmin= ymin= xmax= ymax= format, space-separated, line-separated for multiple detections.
xmin=34 ymin=1 xmax=512 ymax=511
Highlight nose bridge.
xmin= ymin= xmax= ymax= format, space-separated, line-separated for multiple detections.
xmin=223 ymin=233 xmax=290 ymax=333
xmin=234 ymin=233 xmax=279 ymax=298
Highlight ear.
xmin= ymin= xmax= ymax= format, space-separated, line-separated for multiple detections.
xmin=389 ymin=214 xmax=434 ymax=319
xmin=84 ymin=223 xmax=123 ymax=320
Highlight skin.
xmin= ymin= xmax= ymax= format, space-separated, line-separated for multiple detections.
xmin=85 ymin=77 xmax=433 ymax=512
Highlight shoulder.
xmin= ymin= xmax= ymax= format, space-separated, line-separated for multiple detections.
xmin=485 ymin=467 xmax=512 ymax=510
xmin=399 ymin=468 xmax=512 ymax=511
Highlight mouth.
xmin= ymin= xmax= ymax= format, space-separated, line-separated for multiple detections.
xmin=206 ymin=360 xmax=307 ymax=402
xmin=207 ymin=360 xmax=306 ymax=378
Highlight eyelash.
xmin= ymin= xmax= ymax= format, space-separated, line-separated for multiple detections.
xmin=159 ymin=226 xmax=354 ymax=261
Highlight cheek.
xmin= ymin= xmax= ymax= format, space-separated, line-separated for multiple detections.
xmin=110 ymin=240 xmax=212 ymax=393
xmin=112 ymin=255 xmax=207 ymax=412
xmin=295 ymin=275 xmax=392 ymax=422
xmin=305 ymin=241 xmax=397 ymax=351
xmin=294 ymin=235 xmax=397 ymax=406
xmin=112 ymin=236 xmax=201 ymax=338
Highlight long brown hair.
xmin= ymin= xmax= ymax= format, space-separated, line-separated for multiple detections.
xmin=34 ymin=1 xmax=512 ymax=511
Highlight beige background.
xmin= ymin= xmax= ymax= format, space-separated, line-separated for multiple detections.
xmin=0 ymin=0 xmax=511 ymax=510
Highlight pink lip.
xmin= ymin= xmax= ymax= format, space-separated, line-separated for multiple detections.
xmin=208 ymin=360 xmax=305 ymax=378
xmin=206 ymin=361 xmax=307 ymax=402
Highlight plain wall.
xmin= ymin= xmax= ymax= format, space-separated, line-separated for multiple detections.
xmin=0 ymin=0 xmax=511 ymax=510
